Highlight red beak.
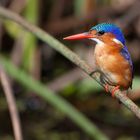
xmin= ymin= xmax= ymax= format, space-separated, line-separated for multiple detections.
xmin=63 ymin=32 xmax=92 ymax=40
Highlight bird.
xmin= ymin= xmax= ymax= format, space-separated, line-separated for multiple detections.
xmin=63 ymin=23 xmax=133 ymax=96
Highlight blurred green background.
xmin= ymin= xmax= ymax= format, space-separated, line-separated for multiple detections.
xmin=0 ymin=0 xmax=140 ymax=140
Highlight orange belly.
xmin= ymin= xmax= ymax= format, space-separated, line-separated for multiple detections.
xmin=94 ymin=44 xmax=132 ymax=89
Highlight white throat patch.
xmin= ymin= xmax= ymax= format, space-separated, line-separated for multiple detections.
xmin=90 ymin=38 xmax=104 ymax=45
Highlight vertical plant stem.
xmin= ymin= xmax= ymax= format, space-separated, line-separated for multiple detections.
xmin=0 ymin=67 xmax=23 ymax=140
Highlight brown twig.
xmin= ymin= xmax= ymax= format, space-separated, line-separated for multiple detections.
xmin=11 ymin=34 xmax=25 ymax=66
xmin=9 ymin=0 xmax=27 ymax=13
xmin=0 ymin=6 xmax=140 ymax=119
xmin=47 ymin=0 xmax=66 ymax=22
xmin=115 ymin=0 xmax=140 ymax=29
xmin=45 ymin=7 xmax=114 ymax=35
xmin=48 ymin=68 xmax=83 ymax=92
xmin=128 ymin=90 xmax=140 ymax=101
xmin=0 ymin=67 xmax=23 ymax=140
xmin=0 ymin=22 xmax=2 ymax=50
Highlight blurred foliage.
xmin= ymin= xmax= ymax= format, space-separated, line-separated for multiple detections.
xmin=4 ymin=0 xmax=38 ymax=72
xmin=22 ymin=0 xmax=38 ymax=71
xmin=1 ymin=57 xmax=109 ymax=140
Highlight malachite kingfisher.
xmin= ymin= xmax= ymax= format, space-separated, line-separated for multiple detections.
xmin=64 ymin=23 xmax=133 ymax=96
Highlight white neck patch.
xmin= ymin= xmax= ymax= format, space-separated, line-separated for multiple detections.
xmin=90 ymin=38 xmax=104 ymax=45
xmin=112 ymin=38 xmax=123 ymax=46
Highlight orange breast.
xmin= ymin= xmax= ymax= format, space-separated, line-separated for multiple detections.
xmin=94 ymin=43 xmax=132 ymax=89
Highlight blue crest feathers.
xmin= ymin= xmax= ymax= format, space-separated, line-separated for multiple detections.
xmin=90 ymin=23 xmax=125 ymax=45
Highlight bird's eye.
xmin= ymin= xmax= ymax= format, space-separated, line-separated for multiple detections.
xmin=97 ymin=31 xmax=105 ymax=36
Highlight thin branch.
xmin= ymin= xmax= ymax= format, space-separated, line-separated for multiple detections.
xmin=115 ymin=1 xmax=140 ymax=29
xmin=0 ymin=6 xmax=140 ymax=119
xmin=45 ymin=7 xmax=113 ymax=35
xmin=48 ymin=68 xmax=83 ymax=92
xmin=0 ymin=67 xmax=23 ymax=140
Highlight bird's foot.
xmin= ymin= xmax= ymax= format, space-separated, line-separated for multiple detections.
xmin=104 ymin=85 xmax=120 ymax=97
xmin=104 ymin=84 xmax=109 ymax=93
xmin=111 ymin=86 xmax=120 ymax=97
xmin=89 ymin=70 xmax=98 ymax=76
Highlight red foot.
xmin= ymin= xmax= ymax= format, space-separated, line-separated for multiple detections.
xmin=111 ymin=86 xmax=120 ymax=97
xmin=104 ymin=84 xmax=109 ymax=93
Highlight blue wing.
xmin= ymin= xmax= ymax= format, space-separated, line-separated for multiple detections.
xmin=121 ymin=46 xmax=133 ymax=78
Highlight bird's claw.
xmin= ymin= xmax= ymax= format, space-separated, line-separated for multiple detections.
xmin=111 ymin=86 xmax=120 ymax=97
xmin=104 ymin=85 xmax=120 ymax=97
xmin=104 ymin=84 xmax=109 ymax=93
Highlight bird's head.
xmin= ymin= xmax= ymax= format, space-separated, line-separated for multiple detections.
xmin=64 ymin=23 xmax=125 ymax=46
